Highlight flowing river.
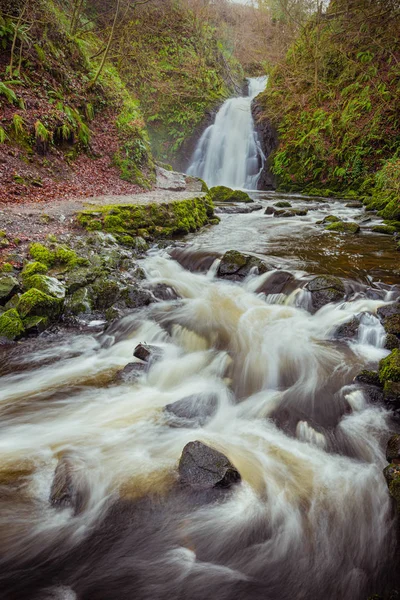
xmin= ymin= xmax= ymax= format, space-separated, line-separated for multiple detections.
xmin=0 ymin=191 xmax=400 ymax=600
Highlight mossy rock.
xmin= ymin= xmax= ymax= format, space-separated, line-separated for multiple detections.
xmin=354 ymin=369 xmax=381 ymax=387
xmin=274 ymin=201 xmax=291 ymax=208
xmin=306 ymin=275 xmax=345 ymax=311
xmin=77 ymin=196 xmax=216 ymax=239
xmin=29 ymin=243 xmax=55 ymax=266
xmin=0 ymin=309 xmax=25 ymax=340
xmin=23 ymin=315 xmax=49 ymax=334
xmin=17 ymin=289 xmax=63 ymax=320
xmin=24 ymin=274 xmax=66 ymax=299
xmin=218 ymin=250 xmax=270 ymax=280
xmin=386 ymin=434 xmax=400 ymax=463
xmin=209 ymin=186 xmax=252 ymax=204
xmin=64 ymin=287 xmax=93 ymax=315
xmin=385 ymin=333 xmax=399 ymax=350
xmin=0 ymin=275 xmax=20 ymax=305
xmin=378 ymin=198 xmax=400 ymax=221
xmin=379 ymin=349 xmax=400 ymax=384
xmin=0 ymin=263 xmax=13 ymax=273
xmin=22 ymin=261 xmax=48 ymax=280
xmin=91 ymin=279 xmax=122 ymax=310
xmin=372 ymin=225 xmax=396 ymax=235
xmin=321 ymin=215 xmax=340 ymax=224
xmin=64 ymin=267 xmax=103 ymax=294
xmin=325 ymin=221 xmax=360 ymax=234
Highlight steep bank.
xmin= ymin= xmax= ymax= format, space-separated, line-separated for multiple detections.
xmin=254 ymin=0 xmax=400 ymax=215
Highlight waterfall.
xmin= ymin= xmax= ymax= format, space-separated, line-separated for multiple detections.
xmin=187 ymin=76 xmax=267 ymax=190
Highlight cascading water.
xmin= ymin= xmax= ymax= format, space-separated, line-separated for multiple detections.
xmin=186 ymin=76 xmax=267 ymax=189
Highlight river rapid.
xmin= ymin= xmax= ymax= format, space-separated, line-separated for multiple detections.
xmin=0 ymin=192 xmax=400 ymax=600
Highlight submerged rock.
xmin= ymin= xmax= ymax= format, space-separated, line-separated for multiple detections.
xmin=133 ymin=343 xmax=163 ymax=363
xmin=165 ymin=393 xmax=218 ymax=427
xmin=306 ymin=275 xmax=346 ymax=311
xmin=149 ymin=283 xmax=180 ymax=301
xmin=256 ymin=270 xmax=295 ymax=296
xmin=178 ymin=441 xmax=241 ymax=490
xmin=116 ymin=362 xmax=147 ymax=383
xmin=354 ymin=370 xmax=381 ymax=387
xmin=335 ymin=316 xmax=360 ymax=339
xmin=215 ymin=203 xmax=263 ymax=214
xmin=218 ymin=250 xmax=271 ymax=281
xmin=50 ymin=453 xmax=88 ymax=515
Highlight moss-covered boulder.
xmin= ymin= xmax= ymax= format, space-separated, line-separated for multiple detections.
xmin=274 ymin=201 xmax=291 ymax=208
xmin=377 ymin=301 xmax=400 ymax=338
xmin=91 ymin=279 xmax=123 ymax=310
xmin=209 ymin=186 xmax=253 ymax=204
xmin=379 ymin=349 xmax=400 ymax=383
xmin=64 ymin=287 xmax=93 ymax=315
xmin=378 ymin=198 xmax=400 ymax=221
xmin=17 ymin=289 xmax=62 ymax=320
xmin=23 ymin=315 xmax=49 ymax=335
xmin=24 ymin=274 xmax=66 ymax=299
xmin=385 ymin=333 xmax=400 ymax=350
xmin=21 ymin=261 xmax=48 ymax=281
xmin=64 ymin=267 xmax=102 ymax=294
xmin=320 ymin=215 xmax=340 ymax=224
xmin=0 ymin=275 xmax=20 ymax=305
xmin=354 ymin=370 xmax=381 ymax=387
xmin=0 ymin=309 xmax=25 ymax=340
xmin=372 ymin=224 xmax=396 ymax=235
xmin=325 ymin=221 xmax=360 ymax=234
xmin=306 ymin=275 xmax=346 ymax=311
xmin=77 ymin=196 xmax=216 ymax=238
xmin=29 ymin=243 xmax=55 ymax=266
xmin=217 ymin=250 xmax=271 ymax=281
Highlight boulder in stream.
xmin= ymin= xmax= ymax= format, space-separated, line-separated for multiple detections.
xmin=209 ymin=186 xmax=253 ymax=204
xmin=377 ymin=301 xmax=400 ymax=338
xmin=218 ymin=250 xmax=271 ymax=281
xmin=50 ymin=453 xmax=89 ymax=515
xmin=165 ymin=393 xmax=218 ymax=427
xmin=335 ymin=316 xmax=360 ymax=339
xmin=133 ymin=343 xmax=163 ymax=363
xmin=178 ymin=441 xmax=241 ymax=490
xmin=325 ymin=221 xmax=360 ymax=234
xmin=116 ymin=361 xmax=147 ymax=383
xmin=386 ymin=434 xmax=400 ymax=464
xmin=215 ymin=204 xmax=263 ymax=214
xmin=306 ymin=275 xmax=346 ymax=311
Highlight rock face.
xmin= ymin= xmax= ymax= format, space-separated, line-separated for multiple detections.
xmin=165 ymin=393 xmax=218 ymax=427
xmin=306 ymin=275 xmax=346 ymax=311
xmin=178 ymin=441 xmax=241 ymax=490
xmin=50 ymin=453 xmax=88 ymax=515
xmin=218 ymin=250 xmax=271 ymax=281
xmin=384 ymin=435 xmax=400 ymax=512
xmin=251 ymin=98 xmax=278 ymax=190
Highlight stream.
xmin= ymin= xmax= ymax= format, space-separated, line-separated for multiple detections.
xmin=0 ymin=192 xmax=400 ymax=600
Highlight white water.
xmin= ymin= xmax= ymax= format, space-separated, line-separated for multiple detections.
xmin=187 ymin=76 xmax=267 ymax=189
xmin=0 ymin=250 xmax=398 ymax=600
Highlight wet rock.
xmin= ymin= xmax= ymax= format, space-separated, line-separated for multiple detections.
xmin=377 ymin=301 xmax=400 ymax=337
xmin=318 ymin=215 xmax=340 ymax=224
xmin=361 ymin=384 xmax=384 ymax=404
xmin=385 ymin=333 xmax=400 ymax=350
xmin=24 ymin=315 xmax=49 ymax=335
xmin=50 ymin=453 xmax=88 ymax=515
xmin=17 ymin=289 xmax=62 ymax=320
xmin=23 ymin=274 xmax=66 ymax=299
xmin=386 ymin=434 xmax=400 ymax=464
xmin=150 ymin=283 xmax=180 ymax=301
xmin=218 ymin=250 xmax=271 ymax=281
xmin=354 ymin=369 xmax=381 ymax=387
xmin=379 ymin=349 xmax=400 ymax=384
xmin=133 ymin=343 xmax=163 ymax=363
xmin=117 ymin=362 xmax=147 ymax=383
xmin=209 ymin=186 xmax=253 ymax=204
xmin=0 ymin=308 xmax=25 ymax=340
xmin=335 ymin=316 xmax=360 ymax=339
xmin=0 ymin=275 xmax=20 ymax=304
xmin=92 ymin=279 xmax=122 ymax=310
xmin=372 ymin=225 xmax=396 ymax=235
xmin=256 ymin=270 xmax=295 ymax=295
xmin=215 ymin=203 xmax=263 ymax=214
xmin=345 ymin=201 xmax=363 ymax=208
xmin=64 ymin=267 xmax=101 ymax=294
xmin=280 ymin=209 xmax=308 ymax=217
xmin=383 ymin=463 xmax=400 ymax=508
xmin=306 ymin=275 xmax=346 ymax=311
xmin=64 ymin=287 xmax=93 ymax=316
xmin=251 ymin=99 xmax=277 ymax=189
xmin=123 ymin=284 xmax=155 ymax=309
xmin=325 ymin=221 xmax=360 ymax=234
xmin=178 ymin=441 xmax=241 ymax=490
xmin=165 ymin=393 xmax=218 ymax=427
xmin=274 ymin=201 xmax=291 ymax=208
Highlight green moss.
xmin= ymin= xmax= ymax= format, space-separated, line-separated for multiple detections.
xmin=77 ymin=196 xmax=216 ymax=239
xmin=23 ymin=315 xmax=49 ymax=334
xmin=322 ymin=215 xmax=340 ymax=224
xmin=0 ymin=309 xmax=25 ymax=340
xmin=17 ymin=289 xmax=62 ymax=319
xmin=372 ymin=224 xmax=396 ymax=235
xmin=23 ymin=274 xmax=66 ymax=299
xmin=379 ymin=349 xmax=400 ymax=384
xmin=325 ymin=221 xmax=360 ymax=234
xmin=29 ymin=243 xmax=55 ymax=266
xmin=209 ymin=186 xmax=252 ymax=204
xmin=378 ymin=197 xmax=400 ymax=221
xmin=54 ymin=246 xmax=88 ymax=268
xmin=22 ymin=261 xmax=48 ymax=280
xmin=274 ymin=201 xmax=291 ymax=208
xmin=0 ymin=263 xmax=13 ymax=273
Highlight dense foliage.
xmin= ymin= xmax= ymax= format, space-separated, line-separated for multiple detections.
xmin=257 ymin=0 xmax=400 ymax=215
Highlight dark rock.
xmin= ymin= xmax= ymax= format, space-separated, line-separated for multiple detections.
xmin=335 ymin=316 xmax=360 ymax=339
xmin=218 ymin=250 xmax=271 ymax=281
xmin=318 ymin=215 xmax=340 ymax=224
xmin=377 ymin=301 xmax=400 ymax=337
xmin=306 ymin=275 xmax=346 ymax=311
xmin=345 ymin=201 xmax=363 ymax=208
xmin=383 ymin=463 xmax=400 ymax=507
xmin=133 ymin=343 xmax=163 ymax=363
xmin=354 ymin=370 xmax=381 ymax=386
xmin=386 ymin=434 xmax=400 ymax=464
xmin=256 ymin=270 xmax=295 ymax=295
xmin=385 ymin=333 xmax=400 ymax=350
xmin=265 ymin=206 xmax=276 ymax=215
xmin=165 ymin=393 xmax=218 ymax=427
xmin=361 ymin=384 xmax=384 ymax=404
xmin=50 ymin=453 xmax=88 ymax=515
xmin=178 ymin=441 xmax=241 ymax=490
xmin=92 ymin=279 xmax=122 ymax=310
xmin=124 ymin=285 xmax=155 ymax=309
xmin=150 ymin=283 xmax=180 ymax=301
xmin=280 ymin=209 xmax=308 ymax=217
xmin=251 ymin=99 xmax=278 ymax=190
xmin=116 ymin=362 xmax=147 ymax=383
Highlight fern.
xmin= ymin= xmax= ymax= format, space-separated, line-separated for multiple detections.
xmin=60 ymin=123 xmax=72 ymax=141
xmin=12 ymin=114 xmax=25 ymax=137
xmin=77 ymin=122 xmax=90 ymax=146
xmin=85 ymin=103 xmax=94 ymax=121
xmin=0 ymin=81 xmax=18 ymax=105
xmin=0 ymin=126 xmax=7 ymax=144
xmin=34 ymin=120 xmax=52 ymax=143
